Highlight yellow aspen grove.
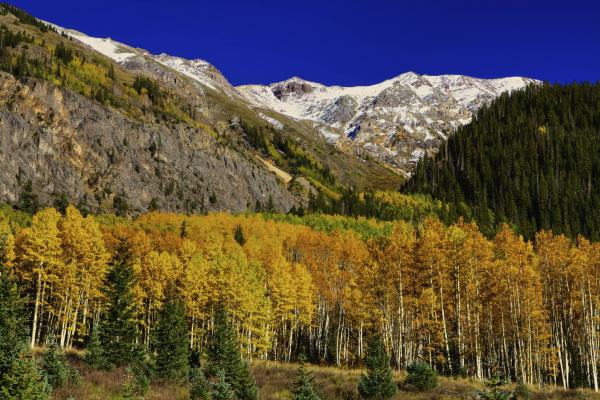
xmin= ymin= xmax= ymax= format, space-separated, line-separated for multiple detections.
xmin=416 ymin=218 xmax=453 ymax=374
xmin=367 ymin=221 xmax=416 ymax=368
xmin=15 ymin=208 xmax=63 ymax=348
xmin=535 ymin=230 xmax=576 ymax=389
xmin=454 ymin=221 xmax=493 ymax=380
xmin=576 ymin=238 xmax=600 ymax=392
xmin=7 ymin=207 xmax=600 ymax=390
xmin=135 ymin=250 xmax=180 ymax=347
xmin=492 ymin=225 xmax=548 ymax=384
xmin=59 ymin=206 xmax=109 ymax=348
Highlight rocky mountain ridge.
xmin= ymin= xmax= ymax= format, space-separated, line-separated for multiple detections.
xmin=53 ymin=23 xmax=538 ymax=175
xmin=238 ymin=73 xmax=539 ymax=172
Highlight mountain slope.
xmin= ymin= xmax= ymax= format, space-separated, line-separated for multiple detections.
xmin=52 ymin=17 xmax=537 ymax=177
xmin=0 ymin=4 xmax=406 ymax=214
xmin=238 ymin=73 xmax=538 ymax=172
xmin=45 ymin=15 xmax=403 ymax=192
xmin=404 ymin=82 xmax=600 ymax=240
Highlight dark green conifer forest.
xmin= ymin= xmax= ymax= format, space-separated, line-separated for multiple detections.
xmin=405 ymin=83 xmax=600 ymax=239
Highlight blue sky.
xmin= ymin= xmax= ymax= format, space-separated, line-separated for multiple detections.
xmin=10 ymin=0 xmax=600 ymax=86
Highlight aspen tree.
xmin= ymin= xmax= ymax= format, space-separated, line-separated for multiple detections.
xmin=15 ymin=208 xmax=63 ymax=348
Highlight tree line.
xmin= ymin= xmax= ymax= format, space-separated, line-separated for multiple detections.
xmin=0 ymin=206 xmax=598 ymax=391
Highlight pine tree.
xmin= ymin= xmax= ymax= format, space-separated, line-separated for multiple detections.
xmin=479 ymin=372 xmax=511 ymax=400
xmin=291 ymin=357 xmax=321 ymax=400
xmin=0 ymin=353 xmax=51 ymax=400
xmin=155 ymin=292 xmax=189 ymax=381
xmin=358 ymin=336 xmax=397 ymax=399
xmin=84 ymin=327 xmax=109 ymax=370
xmin=40 ymin=337 xmax=68 ymax=390
xmin=189 ymin=367 xmax=211 ymax=400
xmin=234 ymin=225 xmax=246 ymax=246
xmin=107 ymin=64 xmax=116 ymax=80
xmin=206 ymin=307 xmax=257 ymax=400
xmin=265 ymin=195 xmax=276 ymax=213
xmin=122 ymin=363 xmax=150 ymax=400
xmin=19 ymin=180 xmax=38 ymax=214
xmin=100 ymin=239 xmax=138 ymax=366
xmin=210 ymin=370 xmax=235 ymax=400
xmin=0 ymin=269 xmax=50 ymax=399
xmin=0 ymin=269 xmax=26 ymax=381
xmin=405 ymin=362 xmax=438 ymax=391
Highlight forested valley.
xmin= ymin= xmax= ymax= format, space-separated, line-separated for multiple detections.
xmin=0 ymin=3 xmax=599 ymax=400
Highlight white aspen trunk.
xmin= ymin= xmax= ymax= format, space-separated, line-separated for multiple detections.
xmin=30 ymin=268 xmax=43 ymax=348
xmin=438 ymin=273 xmax=453 ymax=374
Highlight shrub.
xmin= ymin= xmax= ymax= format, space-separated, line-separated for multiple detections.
xmin=513 ymin=380 xmax=530 ymax=399
xmin=405 ymin=362 xmax=438 ymax=391
xmin=122 ymin=363 xmax=150 ymax=400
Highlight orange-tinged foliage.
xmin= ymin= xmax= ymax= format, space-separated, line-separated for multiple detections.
xmin=7 ymin=208 xmax=600 ymax=389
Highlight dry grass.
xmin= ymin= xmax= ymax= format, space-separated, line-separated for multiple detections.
xmin=51 ymin=352 xmax=188 ymax=400
xmin=49 ymin=353 xmax=600 ymax=400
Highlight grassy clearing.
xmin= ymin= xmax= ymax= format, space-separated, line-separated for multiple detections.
xmin=50 ymin=353 xmax=600 ymax=400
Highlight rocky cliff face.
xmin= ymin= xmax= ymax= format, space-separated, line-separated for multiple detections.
xmin=0 ymin=72 xmax=296 ymax=214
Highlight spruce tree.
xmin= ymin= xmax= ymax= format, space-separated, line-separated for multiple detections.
xmin=40 ymin=337 xmax=68 ymax=390
xmin=19 ymin=180 xmax=38 ymax=214
xmin=210 ymin=370 xmax=235 ymax=400
xmin=122 ymin=363 xmax=150 ymax=400
xmin=405 ymin=362 xmax=438 ymax=391
xmin=155 ymin=292 xmax=189 ymax=381
xmin=291 ymin=357 xmax=321 ymax=400
xmin=206 ymin=307 xmax=257 ymax=400
xmin=0 ymin=268 xmax=50 ymax=399
xmin=0 ymin=269 xmax=26 ymax=381
xmin=358 ymin=336 xmax=397 ymax=399
xmin=479 ymin=372 xmax=511 ymax=400
xmin=84 ymin=326 xmax=109 ymax=370
xmin=189 ymin=367 xmax=211 ymax=400
xmin=100 ymin=240 xmax=138 ymax=367
xmin=233 ymin=225 xmax=246 ymax=246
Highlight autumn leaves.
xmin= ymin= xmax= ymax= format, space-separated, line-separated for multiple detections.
xmin=1 ymin=207 xmax=598 ymax=389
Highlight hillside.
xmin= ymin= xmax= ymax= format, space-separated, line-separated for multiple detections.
xmin=45 ymin=10 xmax=536 ymax=178
xmin=405 ymin=82 xmax=600 ymax=239
xmin=0 ymin=4 xmax=401 ymax=215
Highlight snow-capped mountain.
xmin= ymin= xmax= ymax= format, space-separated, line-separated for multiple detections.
xmin=237 ymin=73 xmax=539 ymax=172
xmin=47 ymin=23 xmax=238 ymax=96
xmin=48 ymin=22 xmax=538 ymax=175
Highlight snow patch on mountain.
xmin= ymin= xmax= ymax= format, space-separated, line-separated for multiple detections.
xmin=46 ymin=23 xmax=138 ymax=62
xmin=48 ymin=23 xmax=236 ymax=95
xmin=258 ymin=113 xmax=284 ymax=130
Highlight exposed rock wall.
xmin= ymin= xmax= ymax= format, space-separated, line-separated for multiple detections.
xmin=0 ymin=73 xmax=296 ymax=213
